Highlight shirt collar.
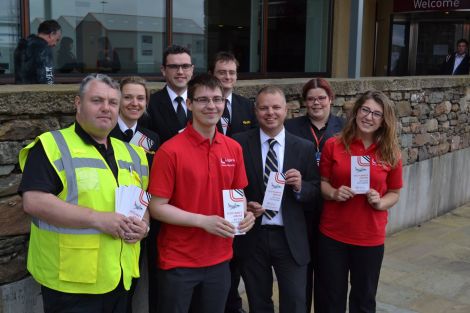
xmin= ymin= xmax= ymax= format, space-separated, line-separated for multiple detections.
xmin=185 ymin=122 xmax=222 ymax=145
xmin=166 ymin=85 xmax=188 ymax=103
xmin=352 ymin=137 xmax=378 ymax=152
xmin=226 ymin=93 xmax=233 ymax=105
xmin=117 ymin=116 xmax=137 ymax=133
xmin=259 ymin=127 xmax=285 ymax=147
xmin=74 ymin=121 xmax=110 ymax=148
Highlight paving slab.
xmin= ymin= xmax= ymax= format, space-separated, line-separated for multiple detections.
xmin=240 ymin=202 xmax=470 ymax=313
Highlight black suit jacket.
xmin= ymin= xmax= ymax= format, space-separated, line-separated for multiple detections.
xmin=217 ymin=93 xmax=257 ymax=137
xmin=284 ymin=114 xmax=344 ymax=152
xmin=441 ymin=53 xmax=470 ymax=75
xmin=109 ymin=124 xmax=160 ymax=167
xmin=233 ymin=128 xmax=320 ymax=266
xmin=141 ymin=87 xmax=192 ymax=143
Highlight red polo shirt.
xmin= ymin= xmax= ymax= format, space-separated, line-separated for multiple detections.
xmin=319 ymin=137 xmax=403 ymax=246
xmin=148 ymin=123 xmax=248 ymax=269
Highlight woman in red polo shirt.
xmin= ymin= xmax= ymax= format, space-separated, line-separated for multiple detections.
xmin=317 ymin=90 xmax=403 ymax=313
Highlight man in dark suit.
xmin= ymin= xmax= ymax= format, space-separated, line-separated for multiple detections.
xmin=210 ymin=51 xmax=257 ymax=137
xmin=210 ymin=51 xmax=257 ymax=313
xmin=233 ymin=86 xmax=320 ymax=313
xmin=441 ymin=38 xmax=470 ymax=75
xmin=143 ymin=45 xmax=194 ymax=143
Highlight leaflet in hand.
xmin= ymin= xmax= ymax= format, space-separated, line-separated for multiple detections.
xmin=129 ymin=130 xmax=155 ymax=152
xmin=223 ymin=189 xmax=246 ymax=235
xmin=115 ymin=185 xmax=150 ymax=220
xmin=262 ymin=172 xmax=286 ymax=212
xmin=351 ymin=156 xmax=370 ymax=194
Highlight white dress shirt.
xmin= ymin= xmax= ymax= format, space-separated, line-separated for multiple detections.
xmin=166 ymin=85 xmax=188 ymax=114
xmin=260 ymin=127 xmax=285 ymax=226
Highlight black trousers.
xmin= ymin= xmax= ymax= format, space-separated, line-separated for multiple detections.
xmin=240 ymin=226 xmax=307 ymax=313
xmin=316 ymin=233 xmax=384 ymax=313
xmin=224 ymin=257 xmax=243 ymax=313
xmin=157 ymin=261 xmax=231 ymax=313
xmin=41 ymin=281 xmax=128 ymax=313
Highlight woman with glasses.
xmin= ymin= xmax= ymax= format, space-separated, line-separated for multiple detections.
xmin=317 ymin=90 xmax=403 ymax=313
xmin=285 ymin=78 xmax=344 ymax=313
xmin=109 ymin=76 xmax=160 ymax=313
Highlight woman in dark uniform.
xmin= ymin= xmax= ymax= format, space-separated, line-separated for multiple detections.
xmin=110 ymin=76 xmax=160 ymax=313
xmin=285 ymin=78 xmax=344 ymax=313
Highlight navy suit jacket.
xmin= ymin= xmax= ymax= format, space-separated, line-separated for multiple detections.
xmin=441 ymin=53 xmax=470 ymax=75
xmin=217 ymin=93 xmax=257 ymax=137
xmin=284 ymin=114 xmax=344 ymax=152
xmin=109 ymin=124 xmax=160 ymax=167
xmin=141 ymin=86 xmax=192 ymax=143
xmin=233 ymin=128 xmax=320 ymax=265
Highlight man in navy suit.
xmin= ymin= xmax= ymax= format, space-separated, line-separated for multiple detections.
xmin=233 ymin=86 xmax=320 ymax=313
xmin=144 ymin=45 xmax=194 ymax=143
xmin=441 ymin=38 xmax=470 ymax=75
xmin=210 ymin=51 xmax=257 ymax=138
xmin=210 ymin=51 xmax=257 ymax=313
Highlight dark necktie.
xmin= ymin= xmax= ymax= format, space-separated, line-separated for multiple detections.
xmin=175 ymin=96 xmax=187 ymax=129
xmin=264 ymin=138 xmax=278 ymax=219
xmin=221 ymin=99 xmax=231 ymax=134
xmin=124 ymin=129 xmax=133 ymax=142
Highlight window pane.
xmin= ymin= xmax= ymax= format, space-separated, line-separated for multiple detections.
xmin=267 ymin=0 xmax=330 ymax=72
xmin=0 ymin=0 xmax=20 ymax=75
xmin=173 ymin=0 xmax=261 ymax=73
xmin=29 ymin=0 xmax=166 ymax=74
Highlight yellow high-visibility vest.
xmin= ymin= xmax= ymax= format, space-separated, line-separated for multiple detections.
xmin=19 ymin=124 xmax=149 ymax=294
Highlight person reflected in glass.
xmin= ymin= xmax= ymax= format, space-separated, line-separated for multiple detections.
xmin=285 ymin=77 xmax=344 ymax=313
xmin=57 ymin=37 xmax=84 ymax=73
xmin=317 ymin=90 xmax=403 ymax=313
xmin=97 ymin=36 xmax=121 ymax=73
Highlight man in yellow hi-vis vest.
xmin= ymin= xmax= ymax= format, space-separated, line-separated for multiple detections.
xmin=18 ymin=73 xmax=149 ymax=313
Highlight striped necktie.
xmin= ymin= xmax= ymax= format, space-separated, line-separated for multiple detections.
xmin=264 ymin=138 xmax=278 ymax=219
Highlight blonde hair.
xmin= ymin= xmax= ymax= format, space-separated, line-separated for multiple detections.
xmin=119 ymin=76 xmax=150 ymax=102
xmin=340 ymin=90 xmax=400 ymax=167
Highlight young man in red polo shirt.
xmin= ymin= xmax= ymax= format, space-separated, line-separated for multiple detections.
xmin=148 ymin=73 xmax=255 ymax=313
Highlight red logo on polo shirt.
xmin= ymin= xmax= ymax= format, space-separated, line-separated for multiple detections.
xmin=220 ymin=158 xmax=236 ymax=167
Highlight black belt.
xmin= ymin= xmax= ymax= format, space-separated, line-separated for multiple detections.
xmin=260 ymin=224 xmax=284 ymax=230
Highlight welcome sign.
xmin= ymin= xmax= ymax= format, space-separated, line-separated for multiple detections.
xmin=394 ymin=0 xmax=470 ymax=12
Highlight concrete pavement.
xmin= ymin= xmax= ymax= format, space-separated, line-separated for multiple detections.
xmin=240 ymin=202 xmax=470 ymax=313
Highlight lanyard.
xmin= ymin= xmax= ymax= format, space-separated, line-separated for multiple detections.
xmin=310 ymin=126 xmax=324 ymax=152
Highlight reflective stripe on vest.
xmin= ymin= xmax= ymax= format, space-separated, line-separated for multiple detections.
xmin=30 ymin=130 xmax=146 ymax=235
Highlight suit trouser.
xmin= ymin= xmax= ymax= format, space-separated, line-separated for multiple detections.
xmin=157 ymin=261 xmax=231 ymax=313
xmin=240 ymin=226 xmax=307 ymax=313
xmin=316 ymin=233 xmax=384 ymax=313
xmin=41 ymin=281 xmax=128 ymax=313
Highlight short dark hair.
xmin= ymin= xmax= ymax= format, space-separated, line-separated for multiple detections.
xmin=457 ymin=38 xmax=469 ymax=46
xmin=187 ymin=73 xmax=224 ymax=100
xmin=210 ymin=51 xmax=239 ymax=73
xmin=38 ymin=20 xmax=61 ymax=35
xmin=162 ymin=45 xmax=191 ymax=66
xmin=302 ymin=78 xmax=335 ymax=101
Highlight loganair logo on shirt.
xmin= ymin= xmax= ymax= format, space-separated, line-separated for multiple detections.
xmin=220 ymin=157 xmax=236 ymax=167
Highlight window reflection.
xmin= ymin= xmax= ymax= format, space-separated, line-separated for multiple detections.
xmin=0 ymin=1 xmax=20 ymax=75
xmin=25 ymin=0 xmax=331 ymax=76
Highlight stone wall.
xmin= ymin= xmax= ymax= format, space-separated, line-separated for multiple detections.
xmin=0 ymin=76 xmax=470 ymax=311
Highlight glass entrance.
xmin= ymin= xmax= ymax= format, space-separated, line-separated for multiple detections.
xmin=415 ymin=22 xmax=465 ymax=75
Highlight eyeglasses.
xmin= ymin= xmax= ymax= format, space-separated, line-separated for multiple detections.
xmin=192 ymin=96 xmax=225 ymax=105
xmin=306 ymin=95 xmax=328 ymax=103
xmin=165 ymin=63 xmax=193 ymax=70
xmin=359 ymin=106 xmax=383 ymax=119
xmin=215 ymin=70 xmax=237 ymax=76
